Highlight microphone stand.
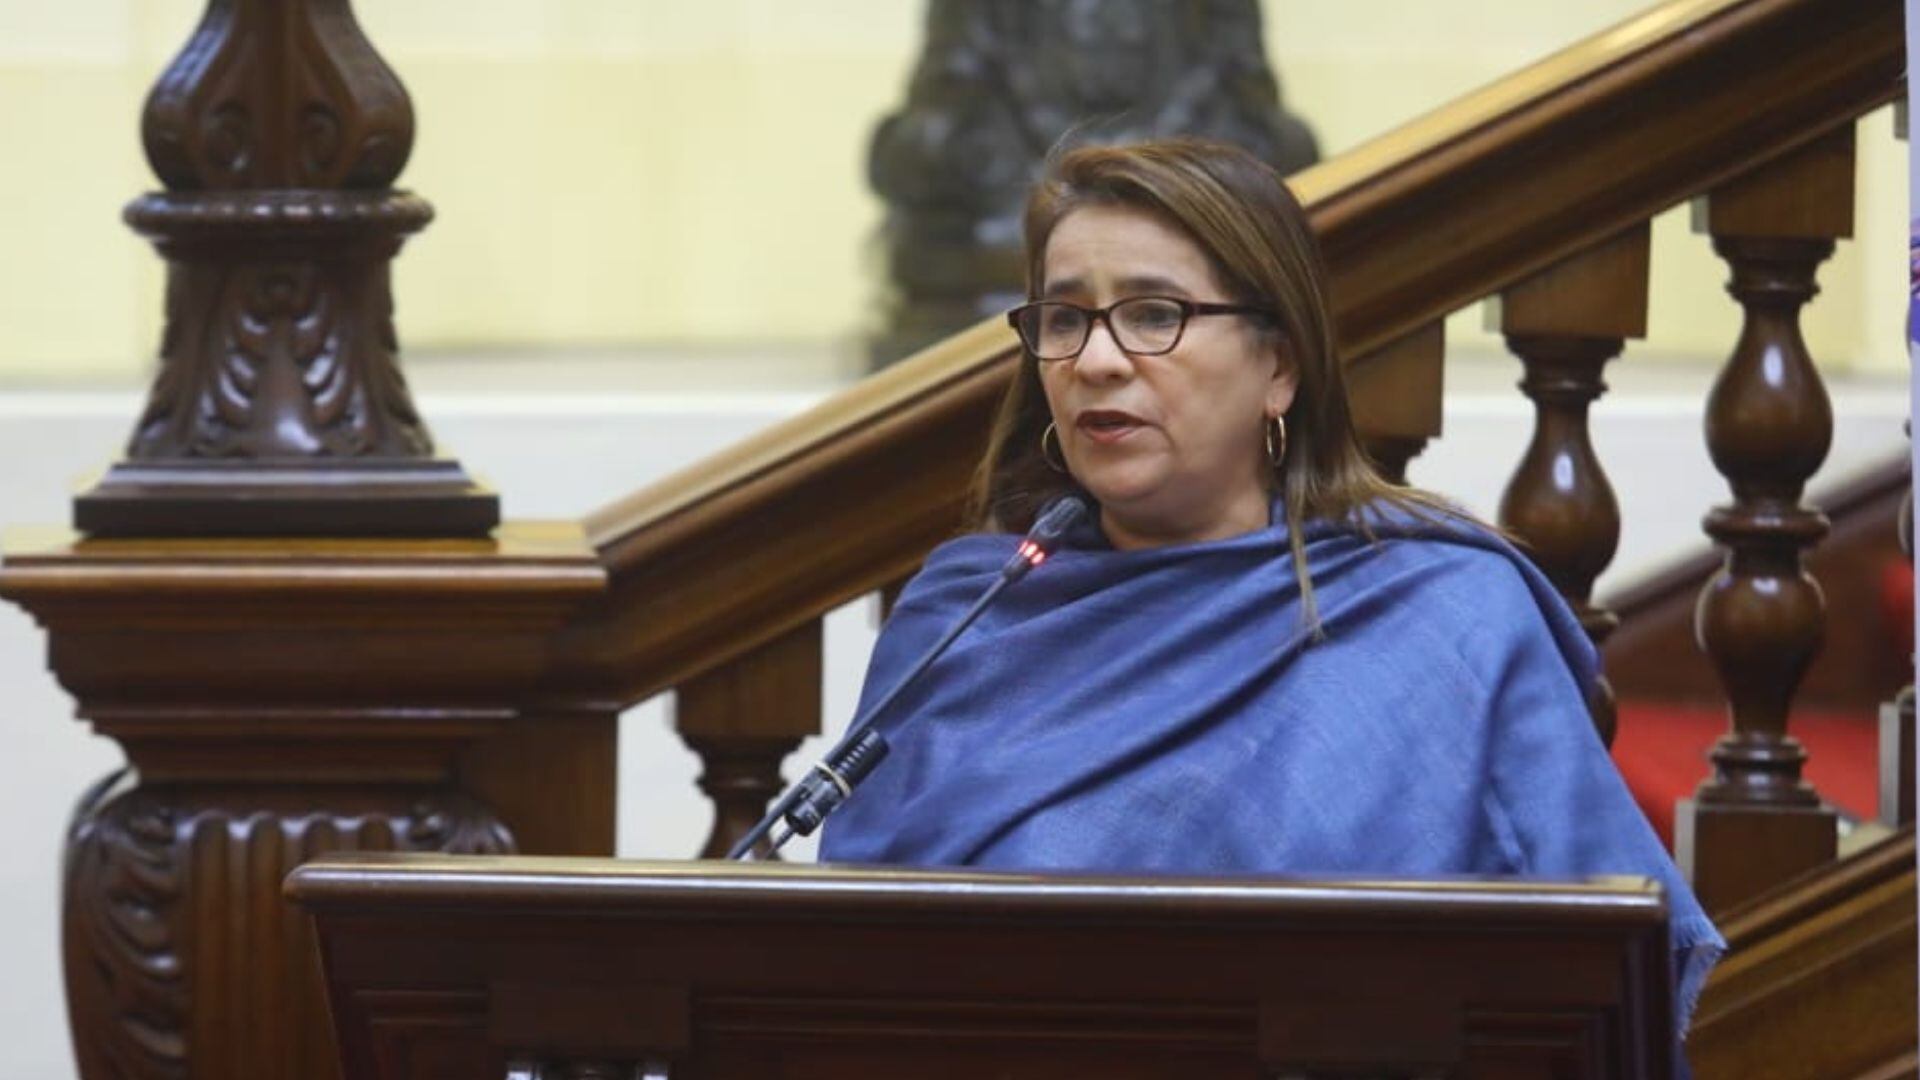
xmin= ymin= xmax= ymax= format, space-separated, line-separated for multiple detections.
xmin=727 ymin=497 xmax=1087 ymax=861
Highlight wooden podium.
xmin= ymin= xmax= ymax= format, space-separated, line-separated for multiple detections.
xmin=287 ymin=855 xmax=1676 ymax=1079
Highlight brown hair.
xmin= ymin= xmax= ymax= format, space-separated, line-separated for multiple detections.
xmin=969 ymin=137 xmax=1458 ymax=628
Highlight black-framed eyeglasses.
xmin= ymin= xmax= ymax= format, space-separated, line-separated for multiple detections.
xmin=1006 ymin=296 xmax=1275 ymax=361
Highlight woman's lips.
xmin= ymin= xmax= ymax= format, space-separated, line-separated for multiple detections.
xmin=1075 ymin=409 xmax=1146 ymax=444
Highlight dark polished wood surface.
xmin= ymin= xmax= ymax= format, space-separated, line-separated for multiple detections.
xmin=1494 ymin=223 xmax=1651 ymax=746
xmin=1691 ymin=828 xmax=1917 ymax=1079
xmin=1674 ymin=128 xmax=1855 ymax=913
xmin=291 ymin=855 xmax=1676 ymax=1080
xmin=1604 ymin=453 xmax=1910 ymax=714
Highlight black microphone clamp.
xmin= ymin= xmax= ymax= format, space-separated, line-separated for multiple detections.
xmin=771 ymin=726 xmax=891 ymax=837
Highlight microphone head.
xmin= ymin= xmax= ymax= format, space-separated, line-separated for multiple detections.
xmin=1027 ymin=494 xmax=1090 ymax=553
xmin=1004 ymin=494 xmax=1091 ymax=579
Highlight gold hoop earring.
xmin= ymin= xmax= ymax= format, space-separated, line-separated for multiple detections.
xmin=1265 ymin=415 xmax=1288 ymax=469
xmin=1041 ymin=422 xmax=1069 ymax=474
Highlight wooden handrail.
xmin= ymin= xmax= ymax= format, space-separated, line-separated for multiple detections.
xmin=552 ymin=0 xmax=1900 ymax=709
xmin=1300 ymin=0 xmax=1896 ymax=357
xmin=556 ymin=319 xmax=1019 ymax=704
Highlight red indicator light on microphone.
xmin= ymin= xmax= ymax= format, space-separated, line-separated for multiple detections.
xmin=1017 ymin=540 xmax=1046 ymax=566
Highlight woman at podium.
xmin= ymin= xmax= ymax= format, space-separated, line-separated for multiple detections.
xmin=820 ymin=138 xmax=1722 ymax=1033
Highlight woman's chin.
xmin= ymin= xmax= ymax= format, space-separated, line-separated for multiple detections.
xmin=1072 ymin=468 xmax=1171 ymax=514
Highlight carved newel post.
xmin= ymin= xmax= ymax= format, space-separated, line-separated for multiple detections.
xmin=1676 ymin=128 xmax=1855 ymax=913
xmin=75 ymin=0 xmax=496 ymax=536
xmin=867 ymin=0 xmax=1319 ymax=366
xmin=0 ymin=5 xmax=618 ymax=1080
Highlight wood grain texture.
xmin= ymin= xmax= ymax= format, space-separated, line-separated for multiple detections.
xmin=1690 ymin=829 xmax=1916 ymax=1080
xmin=1491 ymin=225 xmax=1652 ymax=340
xmin=0 ymin=524 xmax=605 ymax=785
xmin=457 ymin=708 xmax=618 ymax=857
xmin=1345 ymin=321 xmax=1444 ymax=441
xmin=291 ymin=855 xmax=1675 ymax=1080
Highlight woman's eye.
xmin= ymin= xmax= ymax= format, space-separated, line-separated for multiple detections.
xmin=1125 ymin=303 xmax=1182 ymax=330
xmin=1041 ymin=308 xmax=1084 ymax=335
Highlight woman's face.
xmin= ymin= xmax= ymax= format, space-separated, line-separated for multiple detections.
xmin=1037 ymin=204 xmax=1297 ymax=549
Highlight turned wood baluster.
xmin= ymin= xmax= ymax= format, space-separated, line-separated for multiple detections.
xmin=1349 ymin=323 xmax=1444 ymax=485
xmin=677 ymin=620 xmax=823 ymax=858
xmin=1676 ymin=126 xmax=1855 ymax=912
xmin=1491 ymin=224 xmax=1649 ymax=747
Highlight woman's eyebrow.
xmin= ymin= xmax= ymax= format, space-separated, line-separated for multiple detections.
xmin=1115 ymin=274 xmax=1191 ymax=297
xmin=1042 ymin=274 xmax=1191 ymax=300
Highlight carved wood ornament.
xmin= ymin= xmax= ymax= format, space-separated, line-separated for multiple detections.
xmin=76 ymin=0 xmax=496 ymax=537
xmin=65 ymin=774 xmax=511 ymax=1080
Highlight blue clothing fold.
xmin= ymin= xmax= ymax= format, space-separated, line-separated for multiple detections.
xmin=821 ymin=501 xmax=1723 ymax=1049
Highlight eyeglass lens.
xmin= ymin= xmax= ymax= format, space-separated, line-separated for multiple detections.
xmin=1018 ymin=299 xmax=1186 ymax=359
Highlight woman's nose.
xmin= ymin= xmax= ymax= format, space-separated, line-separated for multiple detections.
xmin=1073 ymin=317 xmax=1134 ymax=381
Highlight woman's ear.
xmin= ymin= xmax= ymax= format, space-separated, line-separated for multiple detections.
xmin=1266 ymin=342 xmax=1300 ymax=419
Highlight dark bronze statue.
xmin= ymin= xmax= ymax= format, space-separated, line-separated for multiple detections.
xmin=868 ymin=0 xmax=1318 ymax=366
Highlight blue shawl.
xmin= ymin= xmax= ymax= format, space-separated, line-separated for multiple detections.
xmin=820 ymin=500 xmax=1723 ymax=1047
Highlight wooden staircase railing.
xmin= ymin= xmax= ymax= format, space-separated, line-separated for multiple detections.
xmin=0 ymin=1 xmax=1906 ymax=1078
xmin=552 ymin=0 xmax=1903 ymax=890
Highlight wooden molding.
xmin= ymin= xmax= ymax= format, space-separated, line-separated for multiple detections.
xmin=1346 ymin=323 xmax=1445 ymax=441
xmin=0 ymin=523 xmax=605 ymax=783
xmin=1490 ymin=224 xmax=1652 ymax=340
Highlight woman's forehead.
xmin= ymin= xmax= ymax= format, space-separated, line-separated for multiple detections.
xmin=1040 ymin=205 xmax=1223 ymax=297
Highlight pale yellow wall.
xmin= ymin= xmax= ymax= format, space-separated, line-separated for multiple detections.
xmin=0 ymin=1 xmax=1902 ymax=383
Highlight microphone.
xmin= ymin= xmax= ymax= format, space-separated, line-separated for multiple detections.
xmin=1000 ymin=492 xmax=1090 ymax=583
xmin=728 ymin=494 xmax=1090 ymax=860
